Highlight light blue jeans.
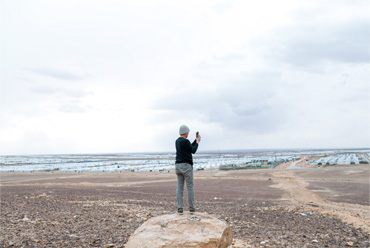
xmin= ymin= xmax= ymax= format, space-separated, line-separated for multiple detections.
xmin=175 ymin=163 xmax=194 ymax=209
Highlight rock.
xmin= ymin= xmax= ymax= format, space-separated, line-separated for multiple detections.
xmin=346 ymin=241 xmax=354 ymax=247
xmin=21 ymin=216 xmax=30 ymax=222
xmin=125 ymin=212 xmax=233 ymax=248
xmin=322 ymin=234 xmax=330 ymax=239
xmin=38 ymin=193 xmax=48 ymax=198
xmin=346 ymin=237 xmax=357 ymax=242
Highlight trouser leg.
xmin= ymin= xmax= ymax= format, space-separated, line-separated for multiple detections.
xmin=176 ymin=166 xmax=185 ymax=209
xmin=184 ymin=166 xmax=195 ymax=209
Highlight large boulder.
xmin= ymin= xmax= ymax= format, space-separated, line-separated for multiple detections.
xmin=125 ymin=212 xmax=233 ymax=248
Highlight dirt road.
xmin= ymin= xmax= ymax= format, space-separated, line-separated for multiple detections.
xmin=271 ymin=169 xmax=370 ymax=234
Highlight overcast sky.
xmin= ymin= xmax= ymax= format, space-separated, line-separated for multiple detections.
xmin=1 ymin=0 xmax=369 ymax=155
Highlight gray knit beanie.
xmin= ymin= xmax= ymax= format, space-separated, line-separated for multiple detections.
xmin=179 ymin=125 xmax=190 ymax=135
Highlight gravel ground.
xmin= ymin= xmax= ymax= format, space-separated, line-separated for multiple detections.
xmin=1 ymin=181 xmax=369 ymax=248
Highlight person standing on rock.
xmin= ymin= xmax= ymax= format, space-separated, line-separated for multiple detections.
xmin=175 ymin=125 xmax=201 ymax=215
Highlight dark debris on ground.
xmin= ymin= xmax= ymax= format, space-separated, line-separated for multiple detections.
xmin=1 ymin=185 xmax=369 ymax=248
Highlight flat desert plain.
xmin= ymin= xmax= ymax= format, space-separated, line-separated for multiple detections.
xmin=1 ymin=165 xmax=369 ymax=247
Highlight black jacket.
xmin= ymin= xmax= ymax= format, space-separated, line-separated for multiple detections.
xmin=175 ymin=137 xmax=198 ymax=165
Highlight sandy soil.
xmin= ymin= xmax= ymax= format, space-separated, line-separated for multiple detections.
xmin=1 ymin=166 xmax=369 ymax=247
xmin=271 ymin=170 xmax=370 ymax=233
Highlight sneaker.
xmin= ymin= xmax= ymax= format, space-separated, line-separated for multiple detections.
xmin=189 ymin=207 xmax=195 ymax=214
xmin=178 ymin=208 xmax=183 ymax=215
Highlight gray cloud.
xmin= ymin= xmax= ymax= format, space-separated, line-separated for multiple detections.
xmin=30 ymin=86 xmax=92 ymax=98
xmin=213 ymin=54 xmax=245 ymax=62
xmin=264 ymin=19 xmax=369 ymax=67
xmin=0 ymin=131 xmax=79 ymax=155
xmin=29 ymin=87 xmax=93 ymax=114
xmin=209 ymin=75 xmax=289 ymax=133
xmin=152 ymin=71 xmax=288 ymax=134
xmin=26 ymin=67 xmax=85 ymax=80
xmin=1 ymin=1 xmax=369 ymax=155
xmin=59 ymin=104 xmax=90 ymax=113
xmin=14 ymin=76 xmax=32 ymax=82
xmin=212 ymin=0 xmax=236 ymax=14
xmin=30 ymin=87 xmax=59 ymax=95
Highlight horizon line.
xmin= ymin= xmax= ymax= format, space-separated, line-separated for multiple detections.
xmin=1 ymin=147 xmax=369 ymax=157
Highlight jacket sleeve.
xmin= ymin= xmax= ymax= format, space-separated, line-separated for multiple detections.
xmin=191 ymin=139 xmax=198 ymax=154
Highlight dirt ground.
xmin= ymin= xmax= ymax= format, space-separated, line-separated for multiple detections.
xmin=1 ymin=165 xmax=369 ymax=247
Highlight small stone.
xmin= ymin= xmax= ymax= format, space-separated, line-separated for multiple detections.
xmin=21 ymin=216 xmax=30 ymax=222
xmin=312 ymin=239 xmax=318 ymax=243
xmin=346 ymin=237 xmax=357 ymax=242
xmin=93 ymin=238 xmax=101 ymax=243
xmin=38 ymin=193 xmax=48 ymax=197
xmin=104 ymin=244 xmax=115 ymax=248
xmin=346 ymin=242 xmax=354 ymax=247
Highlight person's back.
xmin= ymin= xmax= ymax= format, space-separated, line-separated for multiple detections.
xmin=175 ymin=125 xmax=201 ymax=215
xmin=175 ymin=137 xmax=198 ymax=166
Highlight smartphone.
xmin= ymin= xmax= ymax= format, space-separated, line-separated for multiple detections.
xmin=196 ymin=131 xmax=199 ymax=138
